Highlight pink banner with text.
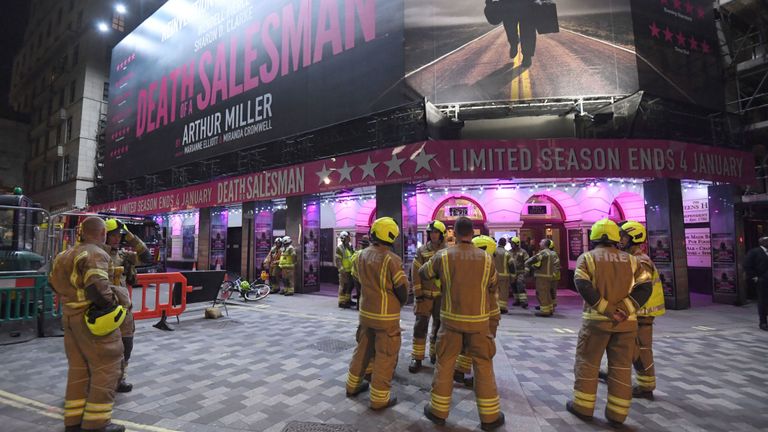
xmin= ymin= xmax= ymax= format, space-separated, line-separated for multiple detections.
xmin=91 ymin=139 xmax=753 ymax=215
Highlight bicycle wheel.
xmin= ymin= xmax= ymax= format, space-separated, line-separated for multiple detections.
xmin=244 ymin=283 xmax=270 ymax=301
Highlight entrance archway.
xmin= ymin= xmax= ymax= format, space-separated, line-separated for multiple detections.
xmin=520 ymin=194 xmax=567 ymax=288
xmin=431 ymin=195 xmax=488 ymax=246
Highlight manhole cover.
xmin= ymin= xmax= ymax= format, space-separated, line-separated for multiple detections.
xmin=281 ymin=421 xmax=357 ymax=432
xmin=216 ymin=319 xmax=242 ymax=329
xmin=312 ymin=337 xmax=356 ymax=354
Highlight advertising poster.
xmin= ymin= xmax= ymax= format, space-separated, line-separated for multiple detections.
xmin=648 ymin=230 xmax=671 ymax=263
xmin=630 ymin=0 xmax=723 ymax=109
xmin=684 ymin=228 xmax=711 ymax=268
xmin=303 ymin=202 xmax=320 ymax=290
xmin=712 ymin=263 xmax=737 ymax=294
xmin=655 ymin=263 xmax=675 ymax=297
xmin=210 ymin=225 xmax=227 ymax=270
xmin=568 ymin=229 xmax=583 ymax=261
xmin=253 ymin=209 xmax=273 ymax=272
xmin=105 ymin=0 xmax=407 ymax=182
xmin=683 ymin=198 xmax=709 ymax=224
xmin=405 ymin=0 xmax=638 ymax=104
xmin=403 ymin=193 xmax=419 ymax=281
xmin=182 ymin=225 xmax=196 ymax=259
xmin=711 ymin=233 xmax=735 ymax=263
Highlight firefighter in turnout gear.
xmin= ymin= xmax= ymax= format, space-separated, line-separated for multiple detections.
xmin=408 ymin=220 xmax=447 ymax=373
xmin=278 ymin=236 xmax=296 ymax=295
xmin=509 ymin=237 xmax=530 ymax=308
xmin=525 ymin=239 xmax=560 ymax=317
xmin=105 ymin=219 xmax=152 ymax=394
xmin=49 ymin=217 xmax=126 ymax=432
xmin=493 ymin=237 xmax=515 ymax=314
xmin=453 ymin=235 xmax=502 ymax=389
xmin=346 ymin=217 xmax=408 ymax=410
xmin=566 ymin=219 xmax=653 ymax=427
xmin=598 ymin=221 xmax=666 ymax=399
xmin=350 ymin=236 xmax=370 ymax=302
xmin=420 ymin=218 xmax=505 ymax=431
xmin=336 ymin=231 xmax=356 ymax=308
xmin=264 ymin=238 xmax=282 ymax=293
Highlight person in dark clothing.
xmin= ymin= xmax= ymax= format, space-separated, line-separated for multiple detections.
xmin=744 ymin=236 xmax=768 ymax=331
xmin=499 ymin=0 xmax=537 ymax=67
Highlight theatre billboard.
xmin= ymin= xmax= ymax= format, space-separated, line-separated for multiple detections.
xmin=104 ymin=0 xmax=406 ymax=182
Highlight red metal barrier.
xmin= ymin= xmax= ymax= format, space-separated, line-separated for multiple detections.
xmin=130 ymin=272 xmax=193 ymax=322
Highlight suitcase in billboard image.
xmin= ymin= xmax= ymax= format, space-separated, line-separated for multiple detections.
xmin=484 ymin=0 xmax=504 ymax=25
xmin=535 ymin=0 xmax=559 ymax=34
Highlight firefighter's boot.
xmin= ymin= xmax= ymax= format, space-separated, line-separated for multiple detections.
xmin=408 ymin=359 xmax=422 ymax=373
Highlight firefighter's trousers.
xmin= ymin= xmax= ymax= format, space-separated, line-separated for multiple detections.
xmin=281 ymin=267 xmax=295 ymax=294
xmin=428 ymin=325 xmax=501 ymax=424
xmin=269 ymin=265 xmax=281 ymax=292
xmin=633 ymin=316 xmax=656 ymax=391
xmin=497 ymin=276 xmax=510 ymax=312
xmin=455 ymin=316 xmax=498 ymax=375
xmin=572 ymin=323 xmax=636 ymax=424
xmin=346 ymin=325 xmax=401 ymax=409
xmin=550 ymin=280 xmax=558 ymax=308
xmin=535 ymin=277 xmax=553 ymax=315
xmin=338 ymin=271 xmax=354 ymax=305
xmin=119 ymin=310 xmax=135 ymax=384
xmin=412 ymin=297 xmax=441 ymax=360
xmin=512 ymin=274 xmax=528 ymax=303
xmin=63 ymin=313 xmax=123 ymax=430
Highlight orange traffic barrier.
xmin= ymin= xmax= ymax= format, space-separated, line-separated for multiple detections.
xmin=130 ymin=273 xmax=193 ymax=330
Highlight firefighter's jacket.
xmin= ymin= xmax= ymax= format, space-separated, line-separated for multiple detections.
xmin=411 ymin=241 xmax=446 ymax=298
xmin=49 ymin=242 xmax=118 ymax=316
xmin=352 ymin=245 xmax=408 ymax=329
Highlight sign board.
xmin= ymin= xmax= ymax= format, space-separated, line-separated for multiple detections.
xmin=568 ymin=228 xmax=583 ymax=261
xmin=684 ymin=227 xmax=710 ymax=268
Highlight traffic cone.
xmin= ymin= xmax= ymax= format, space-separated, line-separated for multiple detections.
xmin=215 ymin=258 xmax=221 ymax=271
xmin=192 ymin=261 xmax=197 ymax=271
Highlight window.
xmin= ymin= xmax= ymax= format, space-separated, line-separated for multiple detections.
xmin=69 ymin=0 xmax=74 ymax=11
xmin=56 ymin=124 xmax=63 ymax=145
xmin=37 ymin=137 xmax=44 ymax=156
xmin=59 ymin=91 xmax=65 ymax=109
xmin=103 ymin=82 xmax=109 ymax=101
xmin=76 ymin=10 xmax=83 ymax=29
xmin=63 ymin=155 xmax=71 ymax=180
xmin=69 ymin=80 xmax=76 ymax=103
xmin=66 ymin=117 xmax=73 ymax=141
xmin=52 ymin=160 xmax=60 ymax=185
xmin=112 ymin=14 xmax=125 ymax=32
xmin=46 ymin=21 xmax=51 ymax=39
xmin=72 ymin=44 xmax=79 ymax=66
xmin=44 ymin=131 xmax=50 ymax=149
xmin=41 ymin=166 xmax=47 ymax=189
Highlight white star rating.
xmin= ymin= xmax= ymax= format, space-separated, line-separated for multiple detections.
xmin=411 ymin=148 xmax=436 ymax=173
xmin=384 ymin=153 xmax=405 ymax=177
xmin=337 ymin=161 xmax=355 ymax=183
xmin=316 ymin=164 xmax=332 ymax=185
xmin=359 ymin=156 xmax=379 ymax=180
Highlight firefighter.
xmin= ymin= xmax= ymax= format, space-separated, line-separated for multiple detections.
xmin=265 ymin=238 xmax=282 ymax=293
xmin=279 ymin=236 xmax=296 ymax=296
xmin=509 ymin=237 xmax=529 ymax=308
xmin=599 ymin=221 xmax=666 ymax=400
xmin=453 ymin=235 xmax=501 ymax=389
xmin=336 ymin=231 xmax=356 ymax=308
xmin=345 ymin=217 xmax=408 ymax=410
xmin=525 ymin=238 xmax=560 ymax=317
xmin=49 ymin=217 xmax=126 ymax=432
xmin=420 ymin=217 xmax=505 ymax=431
xmin=493 ymin=237 xmax=515 ymax=314
xmin=566 ymin=219 xmax=653 ymax=426
xmin=409 ymin=220 xmax=447 ymax=373
xmin=105 ymin=219 xmax=152 ymax=394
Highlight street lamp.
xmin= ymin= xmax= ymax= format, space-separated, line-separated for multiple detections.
xmin=97 ymin=21 xmax=109 ymax=32
xmin=115 ymin=4 xmax=127 ymax=14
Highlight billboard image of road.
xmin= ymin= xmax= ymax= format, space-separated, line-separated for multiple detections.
xmin=105 ymin=0 xmax=406 ymax=182
xmin=405 ymin=0 xmax=639 ymax=104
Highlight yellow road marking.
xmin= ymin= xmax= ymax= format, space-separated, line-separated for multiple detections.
xmin=510 ymin=52 xmax=522 ymax=99
xmin=521 ymin=67 xmax=532 ymax=99
xmin=0 ymin=389 xmax=179 ymax=432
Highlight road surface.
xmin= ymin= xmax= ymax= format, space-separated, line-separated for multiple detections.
xmin=407 ymin=26 xmax=639 ymax=103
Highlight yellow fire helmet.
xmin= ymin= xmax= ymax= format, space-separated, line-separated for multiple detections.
xmin=472 ymin=235 xmax=497 ymax=256
xmin=84 ymin=304 xmax=126 ymax=336
xmin=370 ymin=217 xmax=399 ymax=244
xmin=620 ymin=220 xmax=647 ymax=244
xmin=589 ymin=219 xmax=621 ymax=243
xmin=510 ymin=236 xmax=521 ymax=245
xmin=104 ymin=218 xmax=124 ymax=234
xmin=427 ymin=220 xmax=447 ymax=236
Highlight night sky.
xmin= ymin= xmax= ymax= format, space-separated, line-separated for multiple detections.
xmin=0 ymin=0 xmax=30 ymax=116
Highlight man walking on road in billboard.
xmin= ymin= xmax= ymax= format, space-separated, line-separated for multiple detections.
xmin=497 ymin=0 xmax=537 ymax=67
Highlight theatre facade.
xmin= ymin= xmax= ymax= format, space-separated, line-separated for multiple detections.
xmin=91 ymin=0 xmax=755 ymax=309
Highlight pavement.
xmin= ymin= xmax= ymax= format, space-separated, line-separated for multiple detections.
xmin=1 ymin=289 xmax=767 ymax=432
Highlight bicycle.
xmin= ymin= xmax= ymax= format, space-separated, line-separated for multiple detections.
xmin=213 ymin=275 xmax=270 ymax=316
